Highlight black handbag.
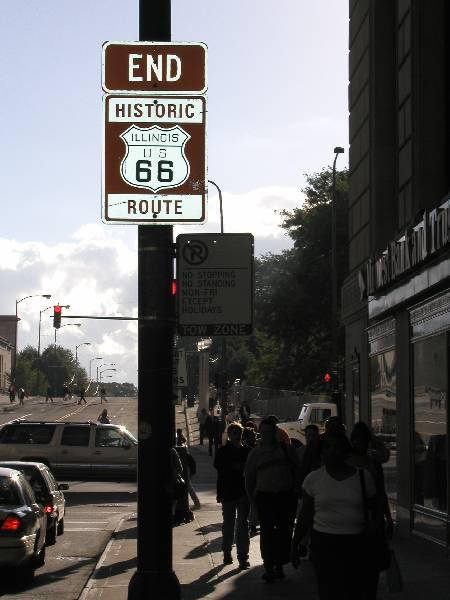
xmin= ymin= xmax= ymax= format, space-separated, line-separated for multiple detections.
xmin=359 ymin=468 xmax=391 ymax=572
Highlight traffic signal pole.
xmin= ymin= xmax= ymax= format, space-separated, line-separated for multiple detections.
xmin=128 ymin=1 xmax=180 ymax=598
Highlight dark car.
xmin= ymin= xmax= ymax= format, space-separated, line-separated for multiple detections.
xmin=0 ymin=462 xmax=68 ymax=546
xmin=0 ymin=467 xmax=46 ymax=582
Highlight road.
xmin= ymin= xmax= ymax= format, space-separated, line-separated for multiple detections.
xmin=0 ymin=395 xmax=138 ymax=599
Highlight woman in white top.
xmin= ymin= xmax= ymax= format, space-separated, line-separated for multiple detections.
xmin=291 ymin=430 xmax=379 ymax=600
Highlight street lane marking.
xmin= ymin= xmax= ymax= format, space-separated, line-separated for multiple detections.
xmin=65 ymin=528 xmax=108 ymax=531
xmin=0 ymin=413 xmax=32 ymax=426
xmin=56 ymin=402 xmax=95 ymax=421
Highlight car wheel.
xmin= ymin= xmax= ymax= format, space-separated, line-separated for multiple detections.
xmin=46 ymin=523 xmax=57 ymax=546
xmin=57 ymin=517 xmax=64 ymax=535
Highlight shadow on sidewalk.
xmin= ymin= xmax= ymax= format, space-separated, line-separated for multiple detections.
xmin=93 ymin=557 xmax=137 ymax=580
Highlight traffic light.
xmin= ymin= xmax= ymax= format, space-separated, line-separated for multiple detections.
xmin=324 ymin=372 xmax=331 ymax=383
xmin=53 ymin=305 xmax=62 ymax=328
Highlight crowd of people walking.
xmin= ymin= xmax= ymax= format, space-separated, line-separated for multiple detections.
xmin=207 ymin=408 xmax=394 ymax=599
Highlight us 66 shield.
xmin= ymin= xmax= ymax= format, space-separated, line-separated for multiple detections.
xmin=102 ymin=94 xmax=207 ymax=224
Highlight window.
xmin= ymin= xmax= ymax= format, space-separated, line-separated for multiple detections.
xmin=95 ymin=428 xmax=126 ymax=448
xmin=61 ymin=426 xmax=90 ymax=447
xmin=310 ymin=408 xmax=332 ymax=425
xmin=370 ymin=350 xmax=397 ymax=501
xmin=42 ymin=468 xmax=57 ymax=492
xmin=10 ymin=467 xmax=47 ymax=503
xmin=0 ymin=425 xmax=55 ymax=444
xmin=413 ymin=335 xmax=447 ymax=513
xmin=0 ymin=477 xmax=20 ymax=505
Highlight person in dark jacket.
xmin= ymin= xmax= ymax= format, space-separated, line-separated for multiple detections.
xmin=214 ymin=422 xmax=251 ymax=568
xmin=212 ymin=416 xmax=225 ymax=454
xmin=205 ymin=410 xmax=214 ymax=456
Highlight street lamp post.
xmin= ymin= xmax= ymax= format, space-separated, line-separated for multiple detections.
xmin=100 ymin=368 xmax=116 ymax=384
xmin=14 ymin=293 xmax=52 ymax=382
xmin=207 ymin=180 xmax=228 ymax=419
xmin=97 ymin=363 xmax=116 ymax=386
xmin=331 ymin=146 xmax=345 ymax=416
xmin=36 ymin=303 xmax=70 ymax=394
xmin=75 ymin=342 xmax=91 ymax=385
xmin=89 ymin=357 xmax=103 ymax=381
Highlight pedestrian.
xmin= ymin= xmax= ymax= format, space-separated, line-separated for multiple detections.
xmin=245 ymin=417 xmax=301 ymax=582
xmin=175 ymin=428 xmax=187 ymax=446
xmin=18 ymin=387 xmax=25 ymax=406
xmin=46 ymin=384 xmax=53 ymax=403
xmin=97 ymin=408 xmax=110 ymax=424
xmin=197 ymin=407 xmax=208 ymax=445
xmin=78 ymin=386 xmax=87 ymax=405
xmin=239 ymin=400 xmax=251 ymax=425
xmin=173 ymin=438 xmax=197 ymax=524
xmin=171 ymin=445 xmax=185 ymax=520
xmin=212 ymin=415 xmax=225 ymax=455
xmin=62 ymin=383 xmax=70 ymax=402
xmin=348 ymin=421 xmax=394 ymax=599
xmin=267 ymin=414 xmax=291 ymax=445
xmin=291 ymin=430 xmax=379 ymax=600
xmin=214 ymin=422 xmax=251 ymax=568
xmin=100 ymin=388 xmax=107 ymax=403
xmin=297 ymin=424 xmax=322 ymax=485
xmin=8 ymin=383 xmax=16 ymax=403
xmin=205 ymin=409 xmax=214 ymax=456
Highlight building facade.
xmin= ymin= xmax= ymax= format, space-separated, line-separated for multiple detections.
xmin=0 ymin=336 xmax=12 ymax=392
xmin=344 ymin=0 xmax=450 ymax=547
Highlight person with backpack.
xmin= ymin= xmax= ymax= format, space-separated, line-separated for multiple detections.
xmin=97 ymin=408 xmax=110 ymax=424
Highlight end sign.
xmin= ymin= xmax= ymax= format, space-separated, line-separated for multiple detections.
xmin=102 ymin=42 xmax=207 ymax=225
xmin=176 ymin=234 xmax=254 ymax=336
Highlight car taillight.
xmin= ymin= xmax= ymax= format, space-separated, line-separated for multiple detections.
xmin=1 ymin=515 xmax=21 ymax=531
xmin=44 ymin=504 xmax=54 ymax=514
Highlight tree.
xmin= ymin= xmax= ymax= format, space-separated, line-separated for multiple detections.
xmin=39 ymin=345 xmax=87 ymax=396
xmin=251 ymin=167 xmax=349 ymax=391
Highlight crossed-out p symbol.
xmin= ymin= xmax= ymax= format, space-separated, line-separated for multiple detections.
xmin=182 ymin=240 xmax=208 ymax=265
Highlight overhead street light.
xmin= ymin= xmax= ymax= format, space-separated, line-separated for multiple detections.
xmin=75 ymin=342 xmax=91 ymax=385
xmin=13 ymin=293 xmax=52 ymax=381
xmin=97 ymin=363 xmax=116 ymax=384
xmin=89 ymin=357 xmax=103 ymax=381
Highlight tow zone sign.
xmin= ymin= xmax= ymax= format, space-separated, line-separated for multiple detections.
xmin=177 ymin=234 xmax=254 ymax=336
xmin=103 ymin=94 xmax=206 ymax=223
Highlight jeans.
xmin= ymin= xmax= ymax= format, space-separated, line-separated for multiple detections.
xmin=221 ymin=496 xmax=250 ymax=560
xmin=255 ymin=489 xmax=297 ymax=568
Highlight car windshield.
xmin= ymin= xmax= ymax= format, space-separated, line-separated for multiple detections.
xmin=0 ymin=477 xmax=21 ymax=506
xmin=119 ymin=427 xmax=137 ymax=444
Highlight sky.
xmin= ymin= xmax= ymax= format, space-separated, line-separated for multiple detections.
xmin=0 ymin=1 xmax=348 ymax=386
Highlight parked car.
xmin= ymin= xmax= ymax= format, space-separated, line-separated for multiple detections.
xmin=0 ymin=467 xmax=46 ymax=582
xmin=0 ymin=421 xmax=137 ymax=480
xmin=0 ymin=461 xmax=68 ymax=545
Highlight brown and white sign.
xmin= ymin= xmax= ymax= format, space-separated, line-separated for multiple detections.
xmin=102 ymin=41 xmax=207 ymax=94
xmin=103 ymin=94 xmax=207 ymax=224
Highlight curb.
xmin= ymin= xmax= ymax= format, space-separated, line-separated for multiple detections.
xmin=78 ymin=513 xmax=133 ymax=600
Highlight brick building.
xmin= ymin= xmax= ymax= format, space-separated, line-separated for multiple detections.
xmin=344 ymin=0 xmax=450 ymax=546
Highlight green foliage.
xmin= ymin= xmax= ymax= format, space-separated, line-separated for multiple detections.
xmin=15 ymin=346 xmax=46 ymax=395
xmin=228 ymin=167 xmax=349 ymax=392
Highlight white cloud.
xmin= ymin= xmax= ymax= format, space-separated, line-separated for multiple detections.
xmin=0 ymin=186 xmax=300 ymax=384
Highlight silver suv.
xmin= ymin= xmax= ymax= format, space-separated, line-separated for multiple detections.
xmin=0 ymin=421 xmax=137 ymax=480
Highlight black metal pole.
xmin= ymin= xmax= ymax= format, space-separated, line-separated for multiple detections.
xmin=331 ymin=147 xmax=344 ymax=417
xmin=128 ymin=1 xmax=180 ymax=598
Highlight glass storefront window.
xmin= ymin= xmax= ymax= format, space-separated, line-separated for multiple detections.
xmin=370 ymin=350 xmax=397 ymax=501
xmin=413 ymin=335 xmax=447 ymax=513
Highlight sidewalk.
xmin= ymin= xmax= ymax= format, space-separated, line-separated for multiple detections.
xmin=80 ymin=444 xmax=450 ymax=599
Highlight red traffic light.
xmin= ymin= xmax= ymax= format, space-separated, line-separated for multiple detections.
xmin=53 ymin=305 xmax=62 ymax=328
xmin=324 ymin=372 xmax=331 ymax=383
xmin=171 ymin=280 xmax=177 ymax=296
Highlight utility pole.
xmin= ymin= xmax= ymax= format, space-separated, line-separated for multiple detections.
xmin=128 ymin=0 xmax=180 ymax=598
xmin=331 ymin=146 xmax=344 ymax=417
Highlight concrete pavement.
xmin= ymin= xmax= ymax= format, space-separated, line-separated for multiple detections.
xmin=79 ymin=442 xmax=450 ymax=599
